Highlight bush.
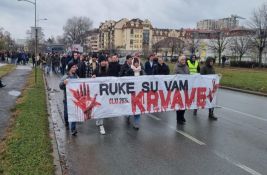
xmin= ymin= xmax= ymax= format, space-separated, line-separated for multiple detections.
xmin=230 ymin=61 xmax=267 ymax=68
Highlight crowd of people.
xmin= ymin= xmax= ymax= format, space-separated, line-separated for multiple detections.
xmin=0 ymin=49 xmax=217 ymax=134
xmin=58 ymin=52 xmax=218 ymax=136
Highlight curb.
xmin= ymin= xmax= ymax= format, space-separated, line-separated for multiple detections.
xmin=43 ymin=73 xmax=63 ymax=175
xmin=220 ymin=86 xmax=267 ymax=97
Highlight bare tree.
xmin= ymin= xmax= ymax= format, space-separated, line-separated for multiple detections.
xmin=63 ymin=16 xmax=93 ymax=46
xmin=168 ymin=37 xmax=185 ymax=59
xmin=209 ymin=31 xmax=229 ymax=65
xmin=187 ymin=32 xmax=200 ymax=55
xmin=0 ymin=28 xmax=15 ymax=51
xmin=230 ymin=35 xmax=251 ymax=62
xmin=249 ymin=3 xmax=267 ymax=66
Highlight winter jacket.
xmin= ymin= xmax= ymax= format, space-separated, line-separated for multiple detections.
xmin=200 ymin=57 xmax=216 ymax=75
xmin=107 ymin=61 xmax=121 ymax=77
xmin=174 ymin=63 xmax=190 ymax=75
xmin=144 ymin=60 xmax=158 ymax=75
xmin=59 ymin=73 xmax=79 ymax=102
xmin=77 ymin=60 xmax=87 ymax=78
xmin=93 ymin=65 xmax=109 ymax=77
xmin=119 ymin=63 xmax=133 ymax=76
xmin=157 ymin=63 xmax=170 ymax=75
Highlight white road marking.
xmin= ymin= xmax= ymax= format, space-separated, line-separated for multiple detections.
xmin=214 ymin=151 xmax=262 ymax=175
xmin=175 ymin=129 xmax=206 ymax=145
xmin=147 ymin=113 xmax=206 ymax=145
xmin=146 ymin=113 xmax=161 ymax=121
xmin=218 ymin=105 xmax=267 ymax=122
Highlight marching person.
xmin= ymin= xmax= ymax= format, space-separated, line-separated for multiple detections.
xmin=174 ymin=55 xmax=190 ymax=125
xmin=144 ymin=53 xmax=158 ymax=75
xmin=107 ymin=54 xmax=121 ymax=77
xmin=92 ymin=55 xmax=109 ymax=135
xmin=128 ymin=57 xmax=144 ymax=129
xmin=200 ymin=57 xmax=218 ymax=120
xmin=157 ymin=56 xmax=170 ymax=75
xmin=59 ymin=62 xmax=79 ymax=135
xmin=119 ymin=55 xmax=133 ymax=76
xmin=187 ymin=54 xmax=200 ymax=116
xmin=77 ymin=54 xmax=87 ymax=78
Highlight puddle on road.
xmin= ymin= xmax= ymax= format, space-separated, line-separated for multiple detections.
xmin=8 ymin=90 xmax=21 ymax=97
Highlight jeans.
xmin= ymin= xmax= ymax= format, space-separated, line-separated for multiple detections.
xmin=127 ymin=115 xmax=140 ymax=125
xmin=133 ymin=115 xmax=140 ymax=125
xmin=63 ymin=99 xmax=76 ymax=131
xmin=46 ymin=65 xmax=51 ymax=74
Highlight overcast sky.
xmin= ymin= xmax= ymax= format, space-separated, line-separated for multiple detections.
xmin=0 ymin=0 xmax=266 ymax=40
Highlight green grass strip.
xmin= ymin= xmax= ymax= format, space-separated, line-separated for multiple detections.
xmin=0 ymin=65 xmax=16 ymax=78
xmin=0 ymin=69 xmax=54 ymax=175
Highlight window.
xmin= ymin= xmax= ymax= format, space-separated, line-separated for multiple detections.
xmin=130 ymin=29 xmax=134 ymax=34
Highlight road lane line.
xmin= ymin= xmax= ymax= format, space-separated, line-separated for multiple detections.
xmin=175 ymin=130 xmax=206 ymax=145
xmin=146 ymin=114 xmax=161 ymax=121
xmin=147 ymin=113 xmax=206 ymax=145
xmin=218 ymin=105 xmax=267 ymax=122
xmin=214 ymin=151 xmax=262 ymax=175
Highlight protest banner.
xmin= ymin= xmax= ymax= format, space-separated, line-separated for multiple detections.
xmin=66 ymin=74 xmax=220 ymax=122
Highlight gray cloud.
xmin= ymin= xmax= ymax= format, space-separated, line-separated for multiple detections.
xmin=0 ymin=0 xmax=266 ymax=39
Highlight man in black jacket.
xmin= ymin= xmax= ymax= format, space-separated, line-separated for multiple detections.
xmin=108 ymin=54 xmax=121 ymax=77
xmin=200 ymin=57 xmax=217 ymax=120
xmin=77 ymin=54 xmax=87 ymax=78
xmin=144 ymin=54 xmax=158 ymax=75
xmin=119 ymin=55 xmax=133 ymax=76
xmin=157 ymin=57 xmax=170 ymax=75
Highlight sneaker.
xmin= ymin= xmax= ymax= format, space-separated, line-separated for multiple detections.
xmin=99 ymin=125 xmax=106 ymax=135
xmin=71 ymin=129 xmax=77 ymax=136
xmin=0 ymin=84 xmax=6 ymax=88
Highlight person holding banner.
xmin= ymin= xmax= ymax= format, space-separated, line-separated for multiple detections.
xmin=59 ymin=62 xmax=79 ymax=135
xmin=119 ymin=55 xmax=133 ymax=76
xmin=128 ymin=57 xmax=144 ymax=129
xmin=144 ymin=54 xmax=158 ymax=75
xmin=200 ymin=57 xmax=218 ymax=120
xmin=174 ymin=55 xmax=190 ymax=125
xmin=92 ymin=55 xmax=109 ymax=135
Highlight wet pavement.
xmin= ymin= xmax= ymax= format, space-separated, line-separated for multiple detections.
xmin=0 ymin=65 xmax=32 ymax=140
xmin=46 ymin=73 xmax=267 ymax=175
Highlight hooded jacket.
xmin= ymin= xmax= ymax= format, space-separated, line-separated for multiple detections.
xmin=200 ymin=57 xmax=215 ymax=75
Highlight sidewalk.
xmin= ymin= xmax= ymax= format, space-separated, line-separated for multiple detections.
xmin=45 ymin=73 xmax=69 ymax=174
xmin=0 ymin=65 xmax=32 ymax=140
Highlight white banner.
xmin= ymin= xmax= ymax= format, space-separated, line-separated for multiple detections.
xmin=66 ymin=74 xmax=220 ymax=122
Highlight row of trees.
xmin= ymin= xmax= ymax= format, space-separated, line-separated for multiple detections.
xmin=188 ymin=3 xmax=267 ymax=66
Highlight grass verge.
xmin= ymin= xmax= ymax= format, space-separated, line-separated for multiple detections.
xmin=0 ymin=65 xmax=16 ymax=78
xmin=0 ymin=69 xmax=54 ymax=175
xmin=216 ymin=67 xmax=267 ymax=93
xmin=165 ymin=62 xmax=267 ymax=93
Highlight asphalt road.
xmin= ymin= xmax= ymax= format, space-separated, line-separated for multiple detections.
xmin=46 ymin=74 xmax=267 ymax=175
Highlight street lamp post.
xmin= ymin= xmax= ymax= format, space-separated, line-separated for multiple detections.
xmin=18 ymin=0 xmax=37 ymax=84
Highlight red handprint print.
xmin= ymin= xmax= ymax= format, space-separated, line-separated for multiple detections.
xmin=69 ymin=82 xmax=101 ymax=120
xmin=207 ymin=79 xmax=220 ymax=102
